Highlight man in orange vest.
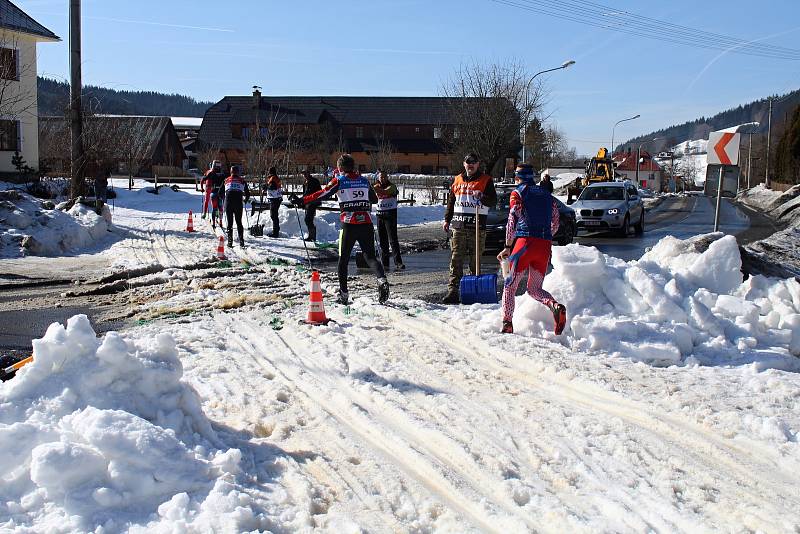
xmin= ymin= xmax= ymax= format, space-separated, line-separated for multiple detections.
xmin=442 ymin=153 xmax=497 ymax=304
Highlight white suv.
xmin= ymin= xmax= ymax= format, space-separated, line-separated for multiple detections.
xmin=573 ymin=181 xmax=644 ymax=237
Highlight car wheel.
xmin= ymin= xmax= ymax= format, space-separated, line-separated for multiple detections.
xmin=617 ymin=215 xmax=630 ymax=237
xmin=558 ymin=221 xmax=575 ymax=245
xmin=634 ymin=212 xmax=644 ymax=235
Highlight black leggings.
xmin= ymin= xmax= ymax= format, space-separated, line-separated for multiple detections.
xmin=338 ymin=223 xmax=385 ymax=292
xmin=270 ymin=199 xmax=281 ymax=236
xmin=226 ymin=194 xmax=244 ymax=242
xmin=377 ymin=211 xmax=402 ymax=266
xmin=304 ymin=205 xmax=317 ymax=240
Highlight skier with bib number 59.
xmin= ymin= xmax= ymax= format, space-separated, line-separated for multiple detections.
xmin=292 ymin=154 xmax=389 ymax=305
xmin=497 ymin=164 xmax=566 ymax=335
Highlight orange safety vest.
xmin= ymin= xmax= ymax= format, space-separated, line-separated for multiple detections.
xmin=451 ymin=173 xmax=491 ymax=228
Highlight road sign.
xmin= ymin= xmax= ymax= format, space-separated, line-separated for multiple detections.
xmin=708 ymin=131 xmax=741 ymax=166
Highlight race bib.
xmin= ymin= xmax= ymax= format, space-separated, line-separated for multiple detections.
xmin=376 ymin=197 xmax=398 ymax=211
xmin=226 ymin=180 xmax=245 ymax=193
xmin=266 ymin=188 xmax=282 ymax=199
xmin=336 ymin=178 xmax=371 ymax=211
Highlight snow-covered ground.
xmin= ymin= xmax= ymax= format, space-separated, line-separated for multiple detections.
xmin=2 ymin=179 xmax=800 ymax=532
xmin=738 ymin=184 xmax=800 ymax=277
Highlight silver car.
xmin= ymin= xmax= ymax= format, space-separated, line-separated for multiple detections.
xmin=573 ymin=181 xmax=644 ymax=237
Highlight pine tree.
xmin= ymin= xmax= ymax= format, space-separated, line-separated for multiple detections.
xmin=774 ymin=104 xmax=800 ymax=185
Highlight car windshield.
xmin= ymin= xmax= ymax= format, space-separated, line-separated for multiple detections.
xmin=579 ymin=186 xmax=624 ymax=201
xmin=497 ymin=191 xmax=511 ymax=211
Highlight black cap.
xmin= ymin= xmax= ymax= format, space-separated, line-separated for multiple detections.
xmin=463 ymin=153 xmax=480 ymax=164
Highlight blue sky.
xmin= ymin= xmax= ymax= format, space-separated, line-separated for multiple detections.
xmin=19 ymin=0 xmax=800 ymax=155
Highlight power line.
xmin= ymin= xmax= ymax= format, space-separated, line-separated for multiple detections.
xmin=490 ymin=0 xmax=800 ymax=60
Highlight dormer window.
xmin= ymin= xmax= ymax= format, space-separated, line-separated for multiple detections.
xmin=356 ymin=126 xmax=364 ymax=137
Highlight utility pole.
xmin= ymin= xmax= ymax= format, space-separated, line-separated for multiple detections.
xmin=69 ymin=0 xmax=84 ymax=198
xmin=765 ymin=97 xmax=772 ymax=189
xmin=747 ymin=133 xmax=753 ymax=189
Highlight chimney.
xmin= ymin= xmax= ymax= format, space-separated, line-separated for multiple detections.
xmin=252 ymin=85 xmax=262 ymax=109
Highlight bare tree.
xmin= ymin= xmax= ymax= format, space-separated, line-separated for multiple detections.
xmin=195 ymin=141 xmax=221 ymax=176
xmin=440 ymin=59 xmax=546 ymax=175
xmin=368 ymin=132 xmax=396 ymax=173
xmin=114 ymin=117 xmax=160 ymax=190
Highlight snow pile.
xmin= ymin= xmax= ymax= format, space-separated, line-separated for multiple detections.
xmin=507 ymin=234 xmax=800 ymax=367
xmin=739 ymin=184 xmax=800 ymax=278
xmin=664 ymin=139 xmax=709 ymax=186
xmin=550 ymin=172 xmax=582 ymax=192
xmin=0 ymin=315 xmax=276 ymax=532
xmin=0 ymin=190 xmax=113 ymax=257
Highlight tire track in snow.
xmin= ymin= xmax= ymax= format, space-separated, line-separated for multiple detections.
xmin=381 ymin=308 xmax=800 ymax=530
xmin=222 ymin=312 xmax=533 ymax=533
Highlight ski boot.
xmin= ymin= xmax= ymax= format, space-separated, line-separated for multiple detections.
xmin=377 ymin=278 xmax=389 ymax=304
xmin=337 ymin=290 xmax=350 ymax=305
xmin=441 ymin=291 xmax=459 ymax=305
xmin=549 ymin=302 xmax=567 ymax=335
xmin=501 ymin=320 xmax=513 ymax=334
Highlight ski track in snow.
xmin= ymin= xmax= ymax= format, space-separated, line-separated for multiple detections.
xmin=170 ymin=301 xmax=799 ymax=533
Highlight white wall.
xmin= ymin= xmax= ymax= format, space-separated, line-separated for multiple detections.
xmin=0 ymin=31 xmax=39 ymax=174
xmin=618 ymin=169 xmax=662 ymax=191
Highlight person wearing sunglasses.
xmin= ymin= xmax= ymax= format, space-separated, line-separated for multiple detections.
xmin=441 ymin=153 xmax=497 ymax=304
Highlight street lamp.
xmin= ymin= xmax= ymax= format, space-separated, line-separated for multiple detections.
xmin=521 ymin=60 xmax=575 ymax=163
xmin=636 ymin=136 xmax=663 ymax=187
xmin=765 ymin=95 xmax=790 ymax=188
xmin=611 ymin=114 xmax=640 ymax=155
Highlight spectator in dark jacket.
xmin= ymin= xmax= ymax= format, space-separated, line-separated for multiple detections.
xmin=301 ymin=170 xmax=322 ymax=241
xmin=94 ymin=167 xmax=110 ymax=214
xmin=540 ymin=173 xmax=554 ymax=194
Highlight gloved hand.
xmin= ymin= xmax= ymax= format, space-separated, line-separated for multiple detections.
xmin=290 ymin=194 xmax=304 ymax=208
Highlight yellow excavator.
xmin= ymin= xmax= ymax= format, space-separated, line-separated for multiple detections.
xmin=567 ymin=147 xmax=617 ymax=203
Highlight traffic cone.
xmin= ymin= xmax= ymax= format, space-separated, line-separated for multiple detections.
xmin=186 ymin=210 xmax=195 ymax=232
xmin=216 ymin=236 xmax=226 ymax=260
xmin=304 ymin=271 xmax=330 ymax=325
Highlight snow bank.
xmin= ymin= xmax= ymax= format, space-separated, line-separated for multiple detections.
xmin=0 ymin=316 xmax=275 ymax=532
xmin=506 ymin=234 xmax=800 ymax=368
xmin=739 ymin=184 xmax=800 ymax=278
xmin=0 ymin=190 xmax=113 ymax=258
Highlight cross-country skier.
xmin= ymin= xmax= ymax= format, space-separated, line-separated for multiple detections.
xmin=497 ymin=163 xmax=566 ymax=335
xmin=373 ymin=170 xmax=405 ymax=271
xmin=292 ymin=154 xmax=389 ymax=305
xmin=265 ymin=166 xmax=282 ymax=238
xmin=201 ymin=161 xmax=222 ymax=220
xmin=224 ymin=166 xmax=250 ymax=247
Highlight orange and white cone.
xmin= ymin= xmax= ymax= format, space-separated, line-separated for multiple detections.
xmin=304 ymin=271 xmax=330 ymax=325
xmin=186 ymin=210 xmax=195 ymax=232
xmin=216 ymin=235 xmax=226 ymax=260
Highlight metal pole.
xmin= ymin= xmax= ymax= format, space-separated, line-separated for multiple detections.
xmin=714 ymin=165 xmax=724 ymax=232
xmin=747 ymin=133 xmax=752 ymax=189
xmin=765 ymin=98 xmax=773 ymax=188
xmin=69 ymin=0 xmax=84 ymax=199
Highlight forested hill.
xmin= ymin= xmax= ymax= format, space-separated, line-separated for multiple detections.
xmin=37 ymin=77 xmax=214 ymax=117
xmin=621 ymin=88 xmax=800 ymax=152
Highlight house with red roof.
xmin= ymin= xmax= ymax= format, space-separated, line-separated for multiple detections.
xmin=613 ymin=149 xmax=664 ymax=191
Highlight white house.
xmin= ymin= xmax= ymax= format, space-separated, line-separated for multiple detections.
xmin=0 ymin=0 xmax=59 ymax=177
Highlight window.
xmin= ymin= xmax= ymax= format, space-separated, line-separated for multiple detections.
xmin=433 ymin=127 xmax=442 ymax=139
xmin=358 ymin=164 xmax=367 ymax=172
xmin=0 ymin=48 xmax=18 ymax=81
xmin=398 ymin=165 xmax=410 ymax=173
xmin=421 ymin=165 xmax=433 ymax=174
xmin=242 ymin=127 xmax=250 ymax=140
xmin=0 ymin=120 xmax=20 ymax=151
xmin=356 ymin=126 xmax=364 ymax=137
xmin=437 ymin=166 xmax=449 ymax=175
xmin=415 ymin=127 xmax=420 ymax=133
xmin=259 ymin=127 xmax=268 ymax=138
xmin=453 ymin=128 xmax=460 ymax=139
